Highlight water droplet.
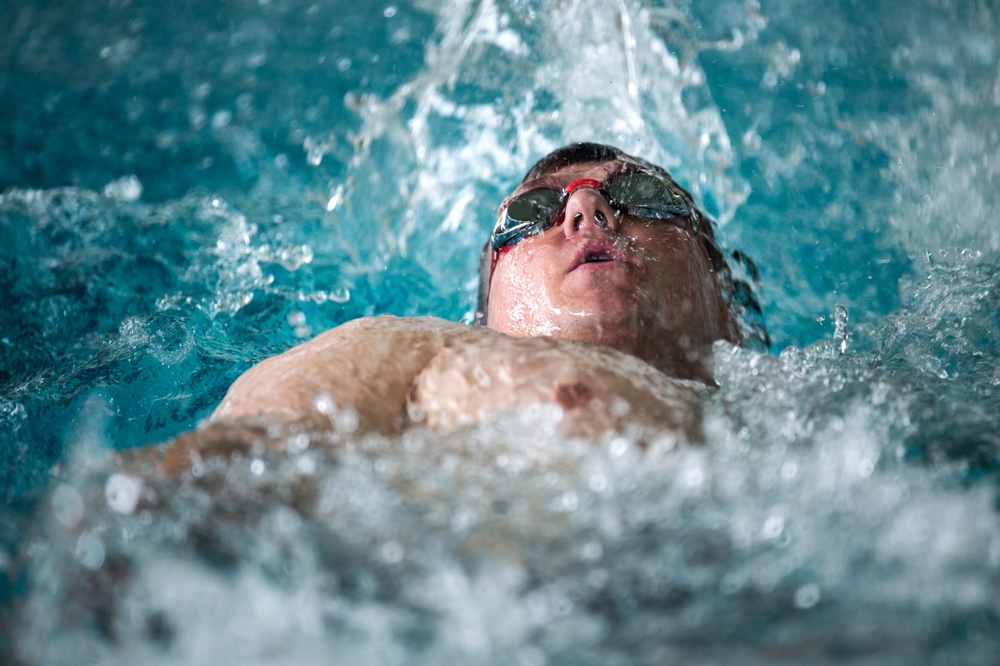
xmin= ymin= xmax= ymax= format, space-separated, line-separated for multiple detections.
xmin=857 ymin=455 xmax=876 ymax=477
xmin=780 ymin=460 xmax=798 ymax=480
xmin=52 ymin=484 xmax=84 ymax=528
xmin=833 ymin=304 xmax=849 ymax=355
xmin=553 ymin=491 xmax=578 ymax=512
xmin=406 ymin=401 xmax=426 ymax=424
xmin=380 ymin=540 xmax=405 ymax=563
xmin=103 ymin=175 xmax=143 ymax=201
xmin=588 ymin=473 xmax=608 ymax=493
xmin=211 ymin=110 xmax=232 ymax=129
xmin=610 ymin=397 xmax=631 ymax=417
xmin=336 ymin=406 xmax=359 ymax=433
xmin=683 ymin=465 xmax=705 ymax=488
xmin=794 ymin=583 xmax=821 ymax=609
xmin=580 ymin=541 xmax=602 ymax=560
xmin=650 ymin=432 xmax=677 ymax=451
xmin=326 ymin=184 xmax=345 ymax=211
xmin=720 ymin=572 xmax=743 ymax=595
xmin=314 ymin=393 xmax=335 ymax=415
xmin=472 ymin=365 xmax=491 ymax=388
xmin=105 ymin=473 xmax=142 ymax=515
xmin=75 ymin=531 xmax=106 ymax=570
xmin=762 ymin=515 xmax=785 ymax=540
xmin=287 ymin=432 xmax=310 ymax=454
xmin=296 ymin=455 xmax=316 ymax=476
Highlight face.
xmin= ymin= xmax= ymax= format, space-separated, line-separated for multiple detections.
xmin=486 ymin=160 xmax=737 ymax=381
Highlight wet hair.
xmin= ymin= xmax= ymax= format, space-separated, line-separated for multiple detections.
xmin=476 ymin=142 xmax=770 ymax=351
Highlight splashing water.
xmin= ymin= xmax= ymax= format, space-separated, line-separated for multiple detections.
xmin=2 ymin=0 xmax=1000 ymax=663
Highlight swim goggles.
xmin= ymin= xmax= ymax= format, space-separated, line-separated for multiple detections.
xmin=491 ymin=169 xmax=695 ymax=251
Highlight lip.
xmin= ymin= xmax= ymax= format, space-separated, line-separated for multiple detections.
xmin=568 ymin=237 xmax=630 ymax=273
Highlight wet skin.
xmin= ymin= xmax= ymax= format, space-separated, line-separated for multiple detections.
xmin=487 ymin=160 xmax=737 ymax=382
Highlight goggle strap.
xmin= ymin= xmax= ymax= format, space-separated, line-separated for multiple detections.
xmin=562 ymin=178 xmax=603 ymax=195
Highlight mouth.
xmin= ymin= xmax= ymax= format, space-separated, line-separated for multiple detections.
xmin=569 ymin=238 xmax=628 ymax=272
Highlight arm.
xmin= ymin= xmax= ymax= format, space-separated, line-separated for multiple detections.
xmin=135 ymin=315 xmax=469 ymax=475
xmin=210 ymin=315 xmax=469 ymax=435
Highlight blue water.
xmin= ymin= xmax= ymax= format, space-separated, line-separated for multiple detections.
xmin=2 ymin=0 xmax=999 ymax=663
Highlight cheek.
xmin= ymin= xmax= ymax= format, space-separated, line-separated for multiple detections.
xmin=487 ymin=246 xmax=558 ymax=331
xmin=631 ymin=230 xmax=697 ymax=287
xmin=633 ymin=232 xmax=720 ymax=317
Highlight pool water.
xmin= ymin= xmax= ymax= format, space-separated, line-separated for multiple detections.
xmin=2 ymin=0 xmax=999 ymax=663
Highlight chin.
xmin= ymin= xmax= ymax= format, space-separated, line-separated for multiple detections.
xmin=554 ymin=307 xmax=642 ymax=351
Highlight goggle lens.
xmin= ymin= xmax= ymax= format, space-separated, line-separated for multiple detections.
xmin=505 ymin=188 xmax=561 ymax=223
xmin=492 ymin=171 xmax=693 ymax=251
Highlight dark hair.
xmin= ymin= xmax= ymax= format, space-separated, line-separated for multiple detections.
xmin=476 ymin=142 xmax=770 ymax=351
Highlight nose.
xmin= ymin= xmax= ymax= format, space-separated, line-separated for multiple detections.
xmin=561 ymin=187 xmax=619 ymax=237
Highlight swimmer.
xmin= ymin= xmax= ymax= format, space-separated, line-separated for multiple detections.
xmin=158 ymin=143 xmax=766 ymax=471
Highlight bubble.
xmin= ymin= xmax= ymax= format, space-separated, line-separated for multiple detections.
xmin=250 ymin=459 xmax=266 ymax=476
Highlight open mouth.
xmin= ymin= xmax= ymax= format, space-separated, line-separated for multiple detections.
xmin=570 ymin=239 xmax=627 ymax=271
xmin=581 ymin=251 xmax=614 ymax=264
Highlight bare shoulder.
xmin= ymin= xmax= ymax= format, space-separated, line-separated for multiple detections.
xmin=211 ymin=315 xmax=481 ymax=433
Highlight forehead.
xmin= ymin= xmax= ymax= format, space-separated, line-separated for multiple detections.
xmin=504 ymin=159 xmax=643 ymax=204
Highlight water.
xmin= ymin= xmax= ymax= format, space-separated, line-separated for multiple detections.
xmin=2 ymin=0 xmax=999 ymax=662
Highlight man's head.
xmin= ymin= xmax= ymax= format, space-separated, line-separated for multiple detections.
xmin=477 ymin=143 xmax=766 ymax=382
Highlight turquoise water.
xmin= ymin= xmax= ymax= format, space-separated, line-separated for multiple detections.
xmin=2 ymin=0 xmax=999 ymax=662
